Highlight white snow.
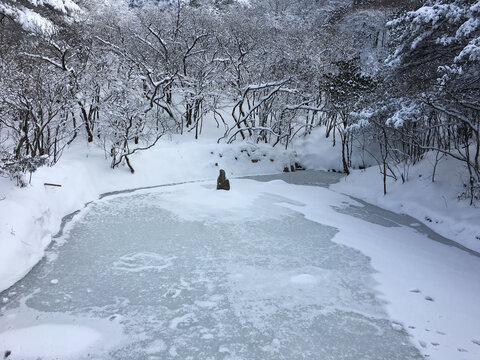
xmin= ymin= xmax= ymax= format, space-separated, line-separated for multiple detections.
xmin=251 ymin=180 xmax=480 ymax=360
xmin=295 ymin=127 xmax=346 ymax=171
xmin=0 ymin=301 xmax=125 ymax=360
xmin=0 ymin=4 xmax=56 ymax=35
xmin=0 ymin=324 xmax=101 ymax=358
xmin=296 ymin=127 xmax=480 ymax=253
xmin=330 ymin=153 xmax=480 ymax=253
xmin=0 ymin=136 xmax=296 ymax=293
xmin=295 ymin=126 xmax=376 ymax=171
xmin=0 ymin=121 xmax=479 ymax=360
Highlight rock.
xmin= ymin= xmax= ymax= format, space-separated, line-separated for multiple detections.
xmin=294 ymin=162 xmax=304 ymax=170
xmin=216 ymin=169 xmax=230 ymax=191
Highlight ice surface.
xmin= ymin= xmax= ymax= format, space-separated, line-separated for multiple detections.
xmin=0 ymin=184 xmax=422 ymax=359
xmin=241 ymin=170 xmax=344 ymax=187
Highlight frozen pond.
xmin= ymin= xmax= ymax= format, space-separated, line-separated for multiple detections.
xmin=0 ymin=172 xmax=427 ymax=359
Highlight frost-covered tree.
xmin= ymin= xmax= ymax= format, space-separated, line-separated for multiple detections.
xmin=0 ymin=0 xmax=80 ymax=35
xmin=386 ymin=0 xmax=480 ymax=203
xmin=2 ymin=0 xmax=477 ymax=203
xmin=0 ymin=1 xmax=81 ymax=185
xmin=320 ymin=59 xmax=375 ymax=175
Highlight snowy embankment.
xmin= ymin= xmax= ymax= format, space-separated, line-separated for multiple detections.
xmin=0 ymin=137 xmax=296 ymax=293
xmin=295 ymin=127 xmax=480 ymax=254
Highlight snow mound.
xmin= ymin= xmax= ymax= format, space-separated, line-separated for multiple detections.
xmin=0 ymin=324 xmax=101 ymax=359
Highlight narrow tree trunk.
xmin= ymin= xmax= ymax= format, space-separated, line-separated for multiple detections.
xmin=341 ymin=134 xmax=350 ymax=175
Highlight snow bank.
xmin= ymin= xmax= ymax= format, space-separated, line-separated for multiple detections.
xmin=0 ymin=324 xmax=101 ymax=358
xmin=295 ymin=129 xmax=480 ymax=253
xmin=330 ymin=153 xmax=480 ymax=253
xmin=0 ymin=300 xmax=124 ymax=360
xmin=0 ymin=137 xmax=296 ymax=292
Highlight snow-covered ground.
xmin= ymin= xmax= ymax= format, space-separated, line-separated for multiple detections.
xmin=1 ymin=124 xmax=480 ymax=360
xmin=296 ymin=127 xmax=480 ymax=253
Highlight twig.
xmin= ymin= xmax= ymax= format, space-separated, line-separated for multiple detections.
xmin=44 ymin=183 xmax=62 ymax=187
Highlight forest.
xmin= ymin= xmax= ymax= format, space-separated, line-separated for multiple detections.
xmin=1 ymin=0 xmax=479 ymax=203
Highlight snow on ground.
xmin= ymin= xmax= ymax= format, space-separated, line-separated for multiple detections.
xmin=0 ymin=324 xmax=101 ymax=357
xmin=255 ymin=180 xmax=480 ymax=360
xmin=294 ymin=126 xmax=376 ymax=171
xmin=1 ymin=122 xmax=480 ymax=360
xmin=331 ymin=155 xmax=480 ymax=253
xmin=295 ymin=128 xmax=480 ymax=253
xmin=0 ymin=295 xmax=124 ymax=359
xmin=0 ymin=134 xmax=296 ymax=293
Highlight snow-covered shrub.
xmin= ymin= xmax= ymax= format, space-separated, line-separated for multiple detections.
xmin=0 ymin=153 xmax=48 ymax=187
